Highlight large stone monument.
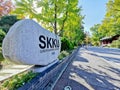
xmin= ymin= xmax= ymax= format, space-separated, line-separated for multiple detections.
xmin=2 ymin=19 xmax=61 ymax=65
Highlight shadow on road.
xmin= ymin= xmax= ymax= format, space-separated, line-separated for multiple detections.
xmin=67 ymin=49 xmax=120 ymax=90
xmin=69 ymin=64 xmax=120 ymax=90
xmin=88 ymin=52 xmax=120 ymax=63
xmin=102 ymin=57 xmax=120 ymax=63
xmin=74 ymin=55 xmax=89 ymax=62
xmin=54 ymin=75 xmax=89 ymax=90
xmin=99 ymin=65 xmax=120 ymax=77
xmin=54 ymin=47 xmax=120 ymax=90
xmin=87 ymin=47 xmax=120 ymax=56
xmin=108 ymin=67 xmax=120 ymax=75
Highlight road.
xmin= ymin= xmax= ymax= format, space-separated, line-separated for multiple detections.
xmin=53 ymin=47 xmax=120 ymax=90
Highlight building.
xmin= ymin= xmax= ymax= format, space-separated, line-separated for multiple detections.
xmin=100 ymin=35 xmax=120 ymax=47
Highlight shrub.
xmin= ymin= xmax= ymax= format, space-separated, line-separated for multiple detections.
xmin=58 ymin=50 xmax=69 ymax=60
xmin=0 ymin=15 xmax=19 ymax=33
xmin=61 ymin=37 xmax=74 ymax=51
xmin=0 ymin=71 xmax=37 ymax=90
xmin=0 ymin=52 xmax=4 ymax=63
xmin=110 ymin=37 xmax=120 ymax=48
xmin=0 ymin=29 xmax=6 ymax=46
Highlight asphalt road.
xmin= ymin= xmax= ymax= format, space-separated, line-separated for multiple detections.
xmin=53 ymin=47 xmax=120 ymax=90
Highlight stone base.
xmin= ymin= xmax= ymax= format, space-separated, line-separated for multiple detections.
xmin=32 ymin=60 xmax=59 ymax=73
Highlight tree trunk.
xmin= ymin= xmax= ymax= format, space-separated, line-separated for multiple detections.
xmin=54 ymin=3 xmax=57 ymax=34
xmin=59 ymin=11 xmax=68 ymax=36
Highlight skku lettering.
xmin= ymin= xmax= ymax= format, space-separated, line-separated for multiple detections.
xmin=47 ymin=37 xmax=52 ymax=48
xmin=39 ymin=35 xmax=46 ymax=49
xmin=39 ymin=35 xmax=59 ymax=49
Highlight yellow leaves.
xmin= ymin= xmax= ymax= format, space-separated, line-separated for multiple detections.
xmin=91 ymin=0 xmax=120 ymax=45
xmin=114 ymin=0 xmax=120 ymax=4
xmin=116 ymin=18 xmax=120 ymax=24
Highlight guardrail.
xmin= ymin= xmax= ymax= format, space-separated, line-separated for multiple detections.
xmin=18 ymin=47 xmax=79 ymax=90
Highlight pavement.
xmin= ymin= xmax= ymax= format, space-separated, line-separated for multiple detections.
xmin=53 ymin=47 xmax=120 ymax=90
xmin=0 ymin=63 xmax=33 ymax=82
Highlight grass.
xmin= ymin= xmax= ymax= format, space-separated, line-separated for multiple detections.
xmin=0 ymin=51 xmax=4 ymax=62
xmin=0 ymin=50 xmax=4 ymax=70
xmin=0 ymin=47 xmax=15 ymax=67
xmin=58 ymin=50 xmax=73 ymax=60
xmin=0 ymin=71 xmax=38 ymax=90
xmin=0 ymin=48 xmax=37 ymax=90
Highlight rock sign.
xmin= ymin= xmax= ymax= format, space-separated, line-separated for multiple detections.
xmin=2 ymin=19 xmax=61 ymax=65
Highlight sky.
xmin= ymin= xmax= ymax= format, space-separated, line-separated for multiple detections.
xmin=79 ymin=0 xmax=108 ymax=33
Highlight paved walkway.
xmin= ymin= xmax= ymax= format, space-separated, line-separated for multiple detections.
xmin=0 ymin=63 xmax=33 ymax=82
xmin=53 ymin=47 xmax=120 ymax=90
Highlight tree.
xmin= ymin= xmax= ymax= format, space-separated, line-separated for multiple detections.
xmin=98 ymin=0 xmax=120 ymax=38
xmin=38 ymin=0 xmax=84 ymax=43
xmin=90 ymin=24 xmax=103 ymax=46
xmin=90 ymin=0 xmax=120 ymax=46
xmin=38 ymin=0 xmax=85 ymax=44
xmin=0 ymin=15 xmax=19 ymax=33
xmin=11 ymin=0 xmax=37 ymax=19
xmin=73 ymin=25 xmax=85 ymax=45
xmin=84 ymin=31 xmax=91 ymax=45
xmin=12 ymin=0 xmax=85 ymax=45
xmin=0 ymin=29 xmax=6 ymax=46
xmin=106 ymin=0 xmax=120 ymax=35
xmin=0 ymin=0 xmax=14 ymax=17
xmin=37 ymin=0 xmax=76 ymax=34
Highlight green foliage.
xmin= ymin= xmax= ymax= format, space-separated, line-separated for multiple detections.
xmin=0 ymin=71 xmax=37 ymax=90
xmin=91 ymin=0 xmax=120 ymax=44
xmin=110 ymin=37 xmax=120 ymax=48
xmin=0 ymin=29 xmax=6 ymax=46
xmin=64 ymin=25 xmax=85 ymax=45
xmin=58 ymin=50 xmax=69 ymax=60
xmin=37 ymin=0 xmax=84 ymax=35
xmin=97 ymin=0 xmax=120 ymax=38
xmin=58 ymin=49 xmax=73 ymax=60
xmin=84 ymin=31 xmax=91 ymax=45
xmin=12 ymin=0 xmax=37 ymax=19
xmin=90 ymin=24 xmax=102 ymax=46
xmin=0 ymin=52 xmax=4 ymax=62
xmin=12 ymin=0 xmax=85 ymax=44
xmin=61 ymin=37 xmax=74 ymax=51
xmin=0 ymin=15 xmax=19 ymax=33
